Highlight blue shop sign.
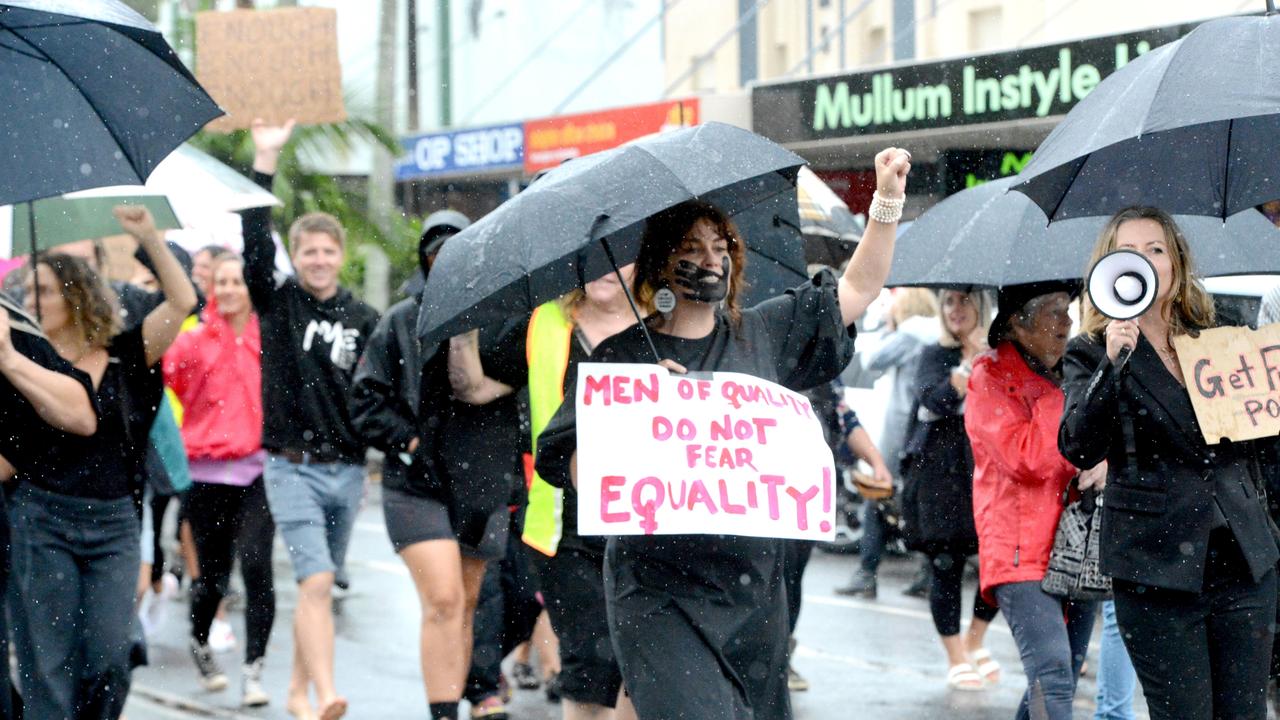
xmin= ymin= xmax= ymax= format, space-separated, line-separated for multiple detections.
xmin=395 ymin=123 xmax=525 ymax=180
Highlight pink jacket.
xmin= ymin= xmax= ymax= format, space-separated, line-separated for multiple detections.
xmin=163 ymin=303 xmax=263 ymax=461
xmin=966 ymin=342 xmax=1079 ymax=604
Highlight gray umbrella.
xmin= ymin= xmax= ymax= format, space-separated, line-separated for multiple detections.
xmin=886 ymin=177 xmax=1280 ymax=288
xmin=1012 ymin=12 xmax=1280 ymax=221
xmin=416 ymin=122 xmax=805 ymax=346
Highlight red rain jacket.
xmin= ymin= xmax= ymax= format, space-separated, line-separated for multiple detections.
xmin=163 ymin=302 xmax=263 ymax=461
xmin=965 ymin=341 xmax=1079 ymax=604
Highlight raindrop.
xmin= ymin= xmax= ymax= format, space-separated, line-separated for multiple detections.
xmin=79 ymin=163 xmax=92 ymax=176
xmin=738 ymin=573 xmax=751 ymax=586
xmin=302 ymin=429 xmax=315 ymax=441
xmin=52 ymin=118 xmax=63 ymax=129
xmin=1179 ymin=542 xmax=1194 ymax=556
xmin=137 ymin=107 xmax=150 ymax=118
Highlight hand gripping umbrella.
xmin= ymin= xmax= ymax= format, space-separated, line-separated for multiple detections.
xmin=417 ymin=122 xmax=806 ymax=354
xmin=887 ymin=177 xmax=1280 ymax=289
xmin=1013 ymin=11 xmax=1280 ymax=221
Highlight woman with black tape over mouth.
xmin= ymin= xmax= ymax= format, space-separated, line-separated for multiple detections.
xmin=534 ymin=148 xmax=911 ymax=720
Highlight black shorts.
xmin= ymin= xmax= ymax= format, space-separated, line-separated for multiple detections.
xmin=382 ymin=487 xmax=508 ymax=560
xmin=531 ymin=543 xmax=623 ymax=707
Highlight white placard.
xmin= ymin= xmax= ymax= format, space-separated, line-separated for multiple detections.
xmin=574 ymin=363 xmax=837 ymax=540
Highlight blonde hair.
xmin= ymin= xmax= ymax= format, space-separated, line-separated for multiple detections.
xmin=891 ymin=288 xmax=938 ymax=327
xmin=288 ymin=212 xmax=346 ymax=254
xmin=937 ymin=288 xmax=990 ymax=348
xmin=1079 ymin=207 xmax=1214 ymax=340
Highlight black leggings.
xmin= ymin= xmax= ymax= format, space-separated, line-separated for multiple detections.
xmin=928 ymin=552 xmax=999 ymax=637
xmin=187 ymin=477 xmax=276 ymax=663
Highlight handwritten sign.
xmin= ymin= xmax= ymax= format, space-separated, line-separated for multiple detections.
xmin=196 ymin=8 xmax=346 ymax=132
xmin=1174 ymin=324 xmax=1280 ymax=444
xmin=574 ymin=363 xmax=837 ymax=540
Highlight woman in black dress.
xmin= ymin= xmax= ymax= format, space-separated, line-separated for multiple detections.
xmin=535 ymin=147 xmax=911 ymax=720
xmin=900 ymin=288 xmax=1001 ymax=690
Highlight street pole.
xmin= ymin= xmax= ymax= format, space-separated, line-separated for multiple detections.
xmin=407 ymin=0 xmax=419 ymax=131
xmin=437 ymin=0 xmax=451 ymax=128
xmin=1267 ymin=0 xmax=1277 ymax=16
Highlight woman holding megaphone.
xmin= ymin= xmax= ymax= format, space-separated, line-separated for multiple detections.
xmin=1059 ymin=207 xmax=1280 ymax=720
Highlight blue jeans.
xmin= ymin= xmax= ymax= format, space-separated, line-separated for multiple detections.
xmin=264 ymin=455 xmax=365 ymax=583
xmin=994 ymin=581 xmax=1097 ymax=720
xmin=1095 ymin=600 xmax=1137 ymax=720
xmin=8 ymin=484 xmax=140 ymax=720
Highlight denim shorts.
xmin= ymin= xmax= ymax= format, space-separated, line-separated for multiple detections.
xmin=263 ymin=455 xmax=366 ymax=583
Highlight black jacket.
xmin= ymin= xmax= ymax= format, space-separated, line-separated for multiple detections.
xmin=241 ymin=173 xmax=380 ymax=463
xmin=1059 ymin=332 xmax=1279 ymax=593
xmin=901 ymin=344 xmax=978 ymax=554
xmin=350 ymin=297 xmax=423 ymax=489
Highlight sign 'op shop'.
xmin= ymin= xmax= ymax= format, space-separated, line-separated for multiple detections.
xmin=395 ymin=123 xmax=524 ymax=181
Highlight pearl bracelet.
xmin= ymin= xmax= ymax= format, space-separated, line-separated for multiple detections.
xmin=869 ymin=192 xmax=905 ymax=224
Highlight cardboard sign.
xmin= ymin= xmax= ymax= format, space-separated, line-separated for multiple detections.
xmin=1173 ymin=324 xmax=1280 ymax=444
xmin=574 ymin=364 xmax=837 ymax=541
xmin=196 ymin=8 xmax=346 ymax=132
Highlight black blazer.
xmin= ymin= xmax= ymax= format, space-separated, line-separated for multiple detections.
xmin=1059 ymin=332 xmax=1279 ymax=593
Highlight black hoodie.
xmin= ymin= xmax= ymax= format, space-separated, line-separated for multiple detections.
xmin=240 ymin=173 xmax=380 ymax=463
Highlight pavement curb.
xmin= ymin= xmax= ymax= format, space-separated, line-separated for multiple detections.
xmin=131 ymin=684 xmax=258 ymax=719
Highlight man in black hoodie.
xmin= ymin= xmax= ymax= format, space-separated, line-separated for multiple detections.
xmin=241 ymin=120 xmax=379 ymax=720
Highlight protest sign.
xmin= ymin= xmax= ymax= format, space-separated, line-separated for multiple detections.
xmin=1173 ymin=324 xmax=1280 ymax=443
xmin=196 ymin=8 xmax=346 ymax=132
xmin=574 ymin=363 xmax=837 ymax=541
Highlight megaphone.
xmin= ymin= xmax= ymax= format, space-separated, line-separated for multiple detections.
xmin=1086 ymin=249 xmax=1158 ymax=368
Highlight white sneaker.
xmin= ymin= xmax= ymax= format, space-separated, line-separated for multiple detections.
xmin=139 ymin=572 xmax=180 ymax=637
xmin=208 ymin=618 xmax=238 ymax=654
xmin=241 ymin=658 xmax=270 ymax=707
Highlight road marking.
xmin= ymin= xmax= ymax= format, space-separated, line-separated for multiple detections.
xmin=129 ymin=685 xmax=257 ymax=718
xmin=803 ymin=593 xmax=1012 ymax=635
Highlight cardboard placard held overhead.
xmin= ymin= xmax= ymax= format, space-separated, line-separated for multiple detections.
xmin=1173 ymin=324 xmax=1280 ymax=444
xmin=196 ymin=8 xmax=346 ymax=132
xmin=574 ymin=363 xmax=838 ymax=541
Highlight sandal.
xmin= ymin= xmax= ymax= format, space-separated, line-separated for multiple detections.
xmin=947 ymin=663 xmax=985 ymax=691
xmin=470 ymin=696 xmax=509 ymax=720
xmin=970 ymin=647 xmax=1001 ymax=684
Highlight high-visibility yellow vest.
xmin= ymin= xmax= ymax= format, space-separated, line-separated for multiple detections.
xmin=522 ymin=301 xmax=573 ymax=556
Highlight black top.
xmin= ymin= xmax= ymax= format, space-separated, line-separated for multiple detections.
xmin=536 ymin=270 xmax=855 ymax=597
xmin=486 ymin=313 xmax=597 ymax=553
xmin=900 ymin=344 xmax=979 ymax=554
xmin=0 ymin=300 xmax=98 ymax=474
xmin=1059 ymin=330 xmax=1280 ymax=593
xmin=241 ymin=173 xmax=380 ymax=463
xmin=19 ymin=326 xmax=161 ymax=500
xmin=351 ymin=297 xmax=523 ymax=512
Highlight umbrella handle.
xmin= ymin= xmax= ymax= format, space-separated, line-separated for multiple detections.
xmin=598 ymin=237 xmax=661 ymax=364
xmin=27 ymin=202 xmax=39 ymax=322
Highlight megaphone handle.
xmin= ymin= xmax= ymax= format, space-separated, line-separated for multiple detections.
xmin=1114 ymin=344 xmax=1134 ymax=372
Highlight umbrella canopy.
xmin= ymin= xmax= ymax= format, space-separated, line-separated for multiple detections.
xmin=887 ymin=177 xmax=1280 ymax=289
xmin=0 ymin=195 xmax=180 ymax=257
xmin=1013 ymin=13 xmax=1280 ymax=221
xmin=0 ymin=0 xmax=223 ymax=207
xmin=0 ymin=144 xmax=281 ymax=257
xmin=796 ymin=166 xmax=864 ymax=268
xmin=417 ymin=122 xmax=805 ymax=346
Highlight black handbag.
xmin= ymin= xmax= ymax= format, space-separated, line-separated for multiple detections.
xmin=1041 ymin=480 xmax=1112 ymax=600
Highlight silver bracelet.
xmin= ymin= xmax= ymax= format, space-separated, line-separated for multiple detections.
xmin=869 ymin=192 xmax=904 ymax=224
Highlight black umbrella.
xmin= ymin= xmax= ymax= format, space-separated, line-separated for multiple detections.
xmin=1013 ymin=11 xmax=1280 ymax=221
xmin=417 ymin=122 xmax=805 ymax=347
xmin=887 ymin=177 xmax=1280 ymax=288
xmin=0 ymin=0 xmax=223 ymax=207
